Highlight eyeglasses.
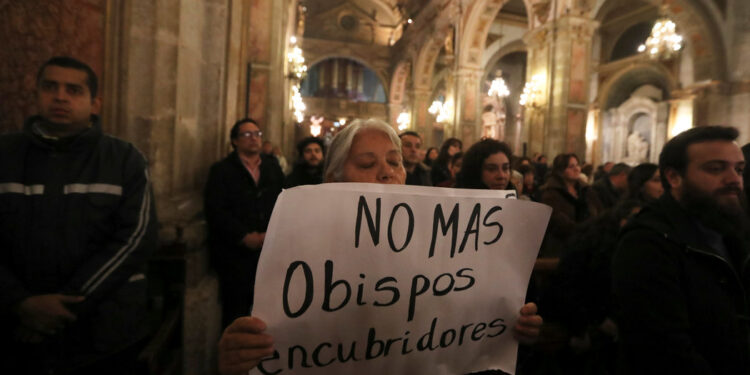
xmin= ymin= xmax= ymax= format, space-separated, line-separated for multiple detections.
xmin=237 ymin=131 xmax=262 ymax=138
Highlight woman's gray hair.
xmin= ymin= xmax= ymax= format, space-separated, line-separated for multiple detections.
xmin=323 ymin=118 xmax=402 ymax=182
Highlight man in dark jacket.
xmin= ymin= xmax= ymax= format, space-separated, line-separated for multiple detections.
xmin=0 ymin=56 xmax=157 ymax=374
xmin=591 ymin=162 xmax=630 ymax=210
xmin=284 ymin=136 xmax=325 ymax=188
xmin=204 ymin=118 xmax=284 ymax=328
xmin=613 ymin=126 xmax=748 ymax=375
xmin=400 ymin=131 xmax=432 ymax=186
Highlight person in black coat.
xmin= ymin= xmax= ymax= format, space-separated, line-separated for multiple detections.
xmin=613 ymin=126 xmax=750 ymax=375
xmin=284 ymin=137 xmax=325 ymax=188
xmin=590 ymin=162 xmax=630 ymax=210
xmin=1 ymin=56 xmax=158 ymax=374
xmin=204 ymin=118 xmax=284 ymax=328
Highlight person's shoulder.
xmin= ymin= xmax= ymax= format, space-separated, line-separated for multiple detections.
xmin=261 ymin=153 xmax=284 ymax=173
xmin=417 ymin=162 xmax=432 ymax=172
xmin=99 ymin=134 xmax=149 ymax=165
xmin=0 ymin=131 xmax=27 ymax=151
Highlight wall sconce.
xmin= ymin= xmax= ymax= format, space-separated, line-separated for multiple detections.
xmin=585 ymin=110 xmax=597 ymax=142
xmin=519 ymin=74 xmax=544 ymax=109
xmin=310 ymin=115 xmax=324 ymax=137
xmin=291 ymin=85 xmax=306 ymax=123
xmin=397 ymin=111 xmax=410 ymax=131
xmin=288 ymin=36 xmax=307 ymax=123
xmin=670 ymin=100 xmax=693 ymax=137
xmin=287 ymin=36 xmax=307 ymax=80
xmin=429 ymin=99 xmax=453 ymax=123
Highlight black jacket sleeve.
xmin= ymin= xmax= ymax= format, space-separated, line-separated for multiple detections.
xmin=204 ymin=162 xmax=252 ymax=245
xmin=62 ymin=146 xmax=157 ymax=308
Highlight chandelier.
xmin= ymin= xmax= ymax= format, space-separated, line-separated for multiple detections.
xmin=288 ymin=36 xmax=307 ymax=123
xmin=519 ymin=74 xmax=544 ymax=108
xmin=637 ymin=16 xmax=683 ymax=60
xmin=429 ymin=99 xmax=453 ymax=123
xmin=488 ymin=76 xmax=510 ymax=98
xmin=288 ymin=36 xmax=308 ymax=79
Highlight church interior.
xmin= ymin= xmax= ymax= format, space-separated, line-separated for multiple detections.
xmin=2 ymin=0 xmax=749 ymax=373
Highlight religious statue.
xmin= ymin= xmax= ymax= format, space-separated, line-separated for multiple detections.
xmin=627 ymin=131 xmax=649 ymax=162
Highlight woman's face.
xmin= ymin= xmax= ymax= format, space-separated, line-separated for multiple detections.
xmin=340 ymin=128 xmax=406 ymax=184
xmin=450 ymin=157 xmax=463 ymax=177
xmin=523 ymin=172 xmax=535 ymax=187
xmin=481 ymin=152 xmax=511 ymax=190
xmin=562 ymin=157 xmax=581 ymax=182
xmin=448 ymin=144 xmax=461 ymax=157
xmin=427 ymin=149 xmax=439 ymax=161
xmin=642 ymin=170 xmax=664 ymax=201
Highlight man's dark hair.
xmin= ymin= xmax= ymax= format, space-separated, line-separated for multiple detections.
xmin=518 ymin=164 xmax=535 ymax=176
xmin=229 ymin=118 xmax=260 ymax=149
xmin=296 ymin=137 xmax=325 ymax=159
xmin=451 ymin=151 xmax=464 ymax=165
xmin=609 ymin=162 xmax=632 ymax=177
xmin=658 ymin=126 xmax=739 ymax=191
xmin=627 ymin=162 xmax=658 ymax=201
xmin=37 ymin=56 xmax=98 ymax=98
xmin=399 ymin=131 xmax=421 ymax=139
xmin=456 ymin=139 xmax=513 ymax=189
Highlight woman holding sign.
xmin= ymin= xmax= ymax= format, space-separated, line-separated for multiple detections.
xmin=218 ymin=119 xmax=543 ymax=375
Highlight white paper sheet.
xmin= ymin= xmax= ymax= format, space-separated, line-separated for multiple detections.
xmin=250 ymin=183 xmax=551 ymax=375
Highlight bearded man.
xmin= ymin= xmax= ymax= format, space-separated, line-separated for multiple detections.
xmin=613 ymin=126 xmax=749 ymax=375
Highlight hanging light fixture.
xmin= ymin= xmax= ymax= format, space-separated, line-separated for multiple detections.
xmin=309 ymin=115 xmax=324 ymax=137
xmin=488 ymin=72 xmax=510 ymax=98
xmin=519 ymin=74 xmax=544 ymax=108
xmin=288 ymin=36 xmax=308 ymax=123
xmin=429 ymin=99 xmax=453 ymax=123
xmin=637 ymin=6 xmax=683 ymax=60
xmin=287 ymin=36 xmax=308 ymax=79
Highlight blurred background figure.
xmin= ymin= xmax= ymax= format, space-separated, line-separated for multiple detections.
xmin=431 ymin=138 xmax=463 ymax=186
xmin=625 ymin=163 xmax=663 ymax=204
xmin=424 ymin=147 xmax=439 ymax=167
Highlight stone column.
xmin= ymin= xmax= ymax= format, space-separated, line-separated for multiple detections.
xmin=411 ymin=88 xmax=433 ymax=147
xmin=453 ymin=66 xmax=483 ymax=147
xmin=523 ymin=15 xmax=598 ymax=159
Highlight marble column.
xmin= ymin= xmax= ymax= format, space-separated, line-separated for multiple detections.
xmin=523 ymin=15 xmax=598 ymax=159
xmin=453 ymin=66 xmax=484 ymax=147
xmin=411 ymin=88 xmax=433 ymax=147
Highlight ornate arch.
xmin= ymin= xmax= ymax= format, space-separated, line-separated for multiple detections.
xmin=482 ymin=39 xmax=527 ymax=81
xmin=598 ymin=62 xmax=677 ymax=110
xmin=413 ymin=36 xmax=444 ymax=90
xmin=459 ymin=0 xmax=533 ymax=68
xmin=389 ymin=60 xmax=411 ymax=105
xmin=595 ymin=0 xmax=728 ymax=82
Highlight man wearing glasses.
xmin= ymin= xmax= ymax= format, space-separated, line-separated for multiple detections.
xmin=204 ymin=118 xmax=284 ymax=328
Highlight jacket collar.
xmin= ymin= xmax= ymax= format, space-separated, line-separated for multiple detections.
xmin=626 ymin=193 xmax=747 ymax=257
xmin=24 ymin=115 xmax=102 ymax=152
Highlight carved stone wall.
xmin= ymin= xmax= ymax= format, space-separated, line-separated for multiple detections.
xmin=0 ymin=0 xmax=106 ymax=134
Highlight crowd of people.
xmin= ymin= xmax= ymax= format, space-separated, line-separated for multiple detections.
xmin=3 ymin=56 xmax=749 ymax=375
xmin=214 ymin=115 xmax=750 ymax=375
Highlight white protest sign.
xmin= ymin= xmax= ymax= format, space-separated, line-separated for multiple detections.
xmin=250 ymin=183 xmax=551 ymax=375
